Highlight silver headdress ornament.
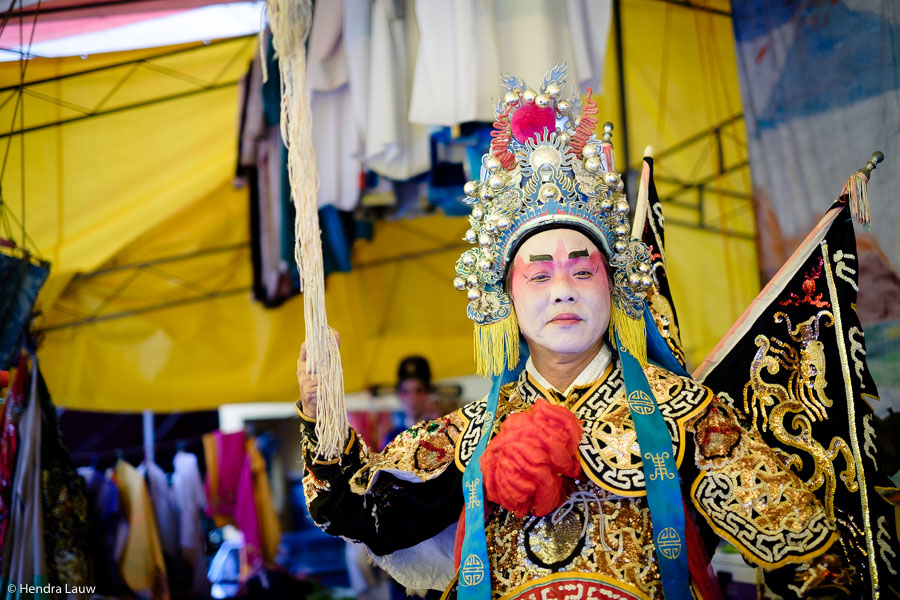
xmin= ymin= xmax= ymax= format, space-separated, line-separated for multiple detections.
xmin=454 ymin=64 xmax=654 ymax=376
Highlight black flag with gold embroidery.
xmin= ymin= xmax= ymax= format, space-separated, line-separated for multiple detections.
xmin=694 ymin=197 xmax=898 ymax=597
xmin=634 ymin=155 xmax=687 ymax=367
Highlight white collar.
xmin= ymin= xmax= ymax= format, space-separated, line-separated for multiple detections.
xmin=525 ymin=344 xmax=612 ymax=397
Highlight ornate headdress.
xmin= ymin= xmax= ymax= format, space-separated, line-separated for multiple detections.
xmin=452 ymin=64 xmax=654 ymax=375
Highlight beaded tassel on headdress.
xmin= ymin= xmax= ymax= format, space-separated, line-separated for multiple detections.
xmin=474 ymin=309 xmax=520 ymax=377
xmin=609 ymin=304 xmax=647 ymax=367
xmin=266 ymin=0 xmax=348 ymax=459
xmin=840 ymin=151 xmax=883 ymax=230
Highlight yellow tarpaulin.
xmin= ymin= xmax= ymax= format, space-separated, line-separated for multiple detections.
xmin=5 ymin=1 xmax=758 ymax=411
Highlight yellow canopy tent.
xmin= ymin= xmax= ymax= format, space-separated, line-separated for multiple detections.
xmin=1 ymin=0 xmax=758 ymax=412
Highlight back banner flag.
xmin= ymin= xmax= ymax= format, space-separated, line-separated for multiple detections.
xmin=695 ymin=197 xmax=899 ymax=597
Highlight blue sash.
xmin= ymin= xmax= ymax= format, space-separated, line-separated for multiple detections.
xmin=458 ymin=347 xmax=526 ymax=600
xmin=616 ymin=328 xmax=691 ymax=600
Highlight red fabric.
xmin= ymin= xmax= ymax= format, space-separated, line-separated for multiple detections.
xmin=510 ymin=103 xmax=556 ymax=145
xmin=453 ymin=508 xmax=466 ymax=569
xmin=480 ymin=398 xmax=583 ymax=518
xmin=685 ymin=506 xmax=722 ymax=600
xmin=0 ymin=357 xmax=26 ymax=548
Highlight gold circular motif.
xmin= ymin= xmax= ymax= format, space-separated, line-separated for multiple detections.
xmin=538 ymin=182 xmax=561 ymax=202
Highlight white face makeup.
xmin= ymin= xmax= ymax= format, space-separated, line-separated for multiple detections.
xmin=508 ymin=228 xmax=611 ymax=359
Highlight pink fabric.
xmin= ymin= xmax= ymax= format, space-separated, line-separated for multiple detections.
xmin=207 ymin=431 xmax=262 ymax=565
xmin=214 ymin=431 xmax=245 ymax=517
xmin=233 ymin=449 xmax=262 ymax=564
xmin=0 ymin=11 xmax=183 ymax=46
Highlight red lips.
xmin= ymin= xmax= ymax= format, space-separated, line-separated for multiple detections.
xmin=550 ymin=313 xmax=582 ymax=324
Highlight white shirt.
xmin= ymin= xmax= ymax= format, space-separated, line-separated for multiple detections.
xmin=525 ymin=344 xmax=612 ymax=398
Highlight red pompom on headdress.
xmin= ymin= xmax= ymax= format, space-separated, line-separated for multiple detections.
xmin=480 ymin=398 xmax=583 ymax=518
xmin=509 ymin=103 xmax=556 ymax=145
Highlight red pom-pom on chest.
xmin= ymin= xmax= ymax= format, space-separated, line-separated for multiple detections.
xmin=479 ymin=397 xmax=583 ymax=518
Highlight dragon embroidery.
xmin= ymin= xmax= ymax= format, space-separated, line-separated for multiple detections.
xmin=742 ymin=311 xmax=857 ymax=519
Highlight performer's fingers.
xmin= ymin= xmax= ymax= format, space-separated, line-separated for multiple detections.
xmin=297 ymin=355 xmax=312 ymax=379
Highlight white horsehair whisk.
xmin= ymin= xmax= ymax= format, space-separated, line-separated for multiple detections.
xmin=266 ymin=0 xmax=348 ymax=459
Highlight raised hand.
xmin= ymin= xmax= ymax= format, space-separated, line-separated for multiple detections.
xmin=296 ymin=331 xmax=341 ymax=419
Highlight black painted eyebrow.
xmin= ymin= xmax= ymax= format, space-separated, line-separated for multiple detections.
xmin=528 ymin=249 xmax=590 ymax=262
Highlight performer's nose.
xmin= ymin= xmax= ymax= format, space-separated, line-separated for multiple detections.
xmin=551 ymin=280 xmax=576 ymax=303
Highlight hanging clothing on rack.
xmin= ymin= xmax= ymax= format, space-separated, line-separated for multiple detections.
xmin=0 ymin=357 xmax=25 ymax=551
xmin=254 ymin=432 xmax=285 ymax=515
xmin=204 ymin=431 xmax=280 ymax=566
xmin=364 ymin=0 xmax=431 ymax=180
xmin=113 ymin=459 xmax=170 ymax=600
xmin=247 ymin=438 xmax=280 ymax=562
xmin=79 ymin=466 xmax=128 ymax=596
xmin=408 ymin=0 xmax=612 ymax=125
xmin=308 ymin=0 xmax=363 ymax=211
xmin=137 ymin=460 xmax=180 ymax=564
xmin=238 ymin=52 xmax=294 ymax=306
xmin=172 ymin=450 xmax=210 ymax=597
xmin=239 ymin=44 xmax=364 ymax=307
xmin=0 ymin=361 xmax=47 ymax=595
xmin=36 ymin=368 xmax=92 ymax=591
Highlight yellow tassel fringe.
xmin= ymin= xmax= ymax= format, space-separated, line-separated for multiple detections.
xmin=474 ymin=310 xmax=521 ymax=377
xmin=842 ymin=171 xmax=871 ymax=230
xmin=610 ymin=304 xmax=647 ymax=368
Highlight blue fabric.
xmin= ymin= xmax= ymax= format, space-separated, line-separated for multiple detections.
xmin=616 ymin=330 xmax=690 ymax=600
xmin=428 ymin=125 xmax=494 ymax=217
xmin=458 ymin=342 xmax=527 ymax=600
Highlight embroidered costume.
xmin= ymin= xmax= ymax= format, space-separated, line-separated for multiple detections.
xmin=299 ymin=352 xmax=851 ymax=599
xmin=297 ymin=64 xmax=893 ymax=599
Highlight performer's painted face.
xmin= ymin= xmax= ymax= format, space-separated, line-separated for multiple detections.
xmin=508 ymin=228 xmax=611 ymax=357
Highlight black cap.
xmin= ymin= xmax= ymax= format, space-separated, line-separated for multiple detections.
xmin=397 ymin=356 xmax=431 ymax=388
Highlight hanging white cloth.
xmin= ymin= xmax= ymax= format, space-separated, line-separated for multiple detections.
xmin=342 ymin=0 xmax=373 ymax=149
xmin=137 ymin=460 xmax=180 ymax=562
xmin=363 ymin=0 xmax=431 ymax=180
xmin=172 ymin=450 xmax=210 ymax=596
xmin=408 ymin=0 xmax=612 ymax=126
xmin=308 ymin=0 xmax=363 ymax=210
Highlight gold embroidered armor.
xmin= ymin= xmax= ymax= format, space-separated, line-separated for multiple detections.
xmin=299 ymin=356 xmax=854 ymax=599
